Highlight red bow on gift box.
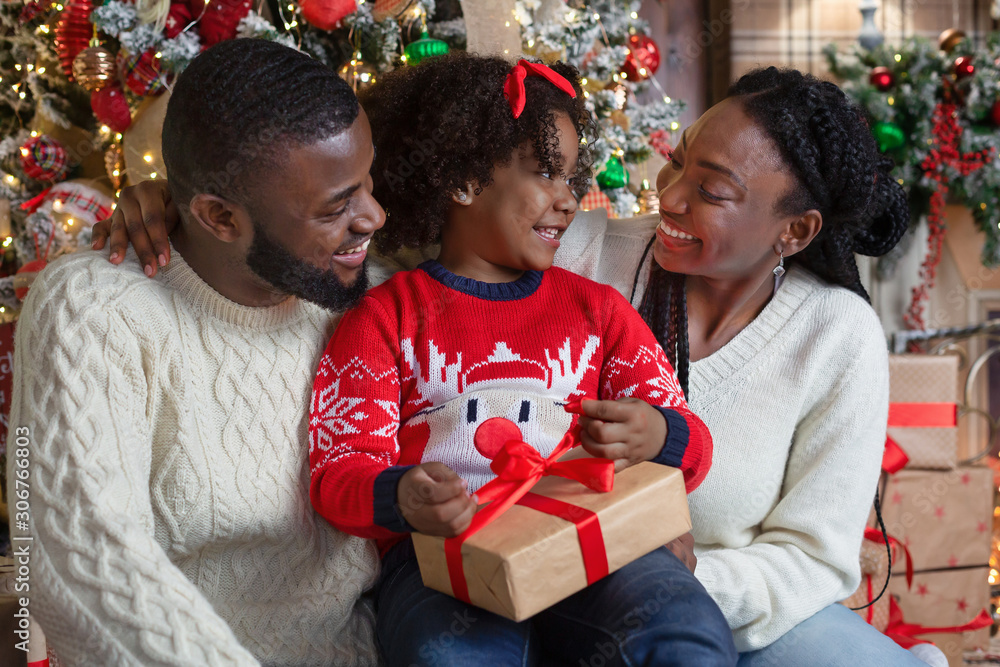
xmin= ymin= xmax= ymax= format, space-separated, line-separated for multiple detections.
xmin=885 ymin=596 xmax=992 ymax=649
xmin=882 ymin=401 xmax=958 ymax=473
xmin=444 ymin=420 xmax=615 ymax=604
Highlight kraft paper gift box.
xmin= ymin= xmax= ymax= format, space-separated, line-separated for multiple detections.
xmin=887 ymin=355 xmax=960 ymax=470
xmin=842 ymin=533 xmax=897 ymax=631
xmin=888 ymin=567 xmax=992 ymax=667
xmin=412 ymin=458 xmax=690 ymax=622
xmin=876 ymin=467 xmax=993 ymax=572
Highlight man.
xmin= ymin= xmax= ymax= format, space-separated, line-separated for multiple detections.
xmin=7 ymin=39 xmax=384 ymax=665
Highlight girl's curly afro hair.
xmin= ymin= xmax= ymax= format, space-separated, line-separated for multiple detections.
xmin=360 ymin=52 xmax=596 ymax=254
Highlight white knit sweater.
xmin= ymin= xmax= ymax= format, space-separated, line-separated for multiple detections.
xmin=554 ymin=211 xmax=890 ymax=652
xmin=7 ymin=249 xmax=381 ymax=666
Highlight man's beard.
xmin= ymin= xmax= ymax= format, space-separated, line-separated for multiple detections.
xmin=245 ymin=220 xmax=369 ymax=312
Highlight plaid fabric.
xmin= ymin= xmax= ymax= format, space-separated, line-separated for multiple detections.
xmin=118 ymin=49 xmax=165 ymax=97
xmin=46 ymin=182 xmax=114 ymax=225
xmin=580 ymin=186 xmax=613 ymax=217
xmin=19 ymin=135 xmax=69 ymax=182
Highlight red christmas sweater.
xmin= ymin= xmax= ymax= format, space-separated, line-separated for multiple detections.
xmin=308 ymin=261 xmax=711 ymax=555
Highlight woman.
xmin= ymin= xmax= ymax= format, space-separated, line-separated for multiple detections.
xmin=93 ymin=67 xmax=930 ymax=665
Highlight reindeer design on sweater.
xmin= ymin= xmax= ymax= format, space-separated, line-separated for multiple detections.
xmin=399 ymin=336 xmax=600 ymax=491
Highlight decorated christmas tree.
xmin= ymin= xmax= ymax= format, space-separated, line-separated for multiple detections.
xmin=826 ymin=31 xmax=1000 ymax=331
xmin=0 ymin=0 xmax=680 ymax=315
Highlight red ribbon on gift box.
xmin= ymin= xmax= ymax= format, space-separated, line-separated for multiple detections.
xmin=860 ymin=527 xmax=914 ymax=625
xmin=443 ymin=421 xmax=615 ymax=604
xmin=881 ymin=401 xmax=958 ymax=473
xmin=885 ymin=596 xmax=992 ymax=649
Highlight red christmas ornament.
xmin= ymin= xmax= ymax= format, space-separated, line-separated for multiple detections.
xmin=621 ymin=33 xmax=661 ymax=82
xmin=19 ymin=0 xmax=53 ymax=23
xmin=992 ymin=100 xmax=1000 ymax=126
xmin=299 ymin=0 xmax=356 ymax=31
xmin=19 ymin=135 xmax=70 ymax=182
xmin=869 ymin=66 xmax=894 ymax=91
xmin=165 ymin=2 xmax=193 ymax=39
xmin=953 ymin=56 xmax=975 ymax=79
xmin=118 ymin=49 xmax=167 ymax=97
xmin=91 ymin=84 xmax=132 ymax=133
xmin=194 ymin=0 xmax=253 ymax=47
xmin=14 ymin=231 xmax=56 ymax=302
xmin=54 ymin=0 xmax=94 ymax=81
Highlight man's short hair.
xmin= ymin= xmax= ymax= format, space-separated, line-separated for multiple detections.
xmin=162 ymin=38 xmax=360 ymax=209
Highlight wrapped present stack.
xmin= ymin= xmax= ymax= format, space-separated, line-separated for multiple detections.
xmin=844 ymin=354 xmax=995 ymax=666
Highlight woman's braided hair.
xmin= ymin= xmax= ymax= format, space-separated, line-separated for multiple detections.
xmin=639 ymin=67 xmax=909 ymax=396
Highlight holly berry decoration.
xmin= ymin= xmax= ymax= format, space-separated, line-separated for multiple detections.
xmin=298 ymin=0 xmax=355 ymax=31
xmin=19 ymin=135 xmax=70 ymax=182
xmin=54 ymin=0 xmax=94 ymax=80
xmin=195 ymin=0 xmax=253 ymax=47
xmin=72 ymin=45 xmax=116 ymax=92
xmin=954 ymin=56 xmax=975 ymax=80
xmin=165 ymin=2 xmax=193 ymax=39
xmin=869 ymin=66 xmax=894 ymax=91
xmin=118 ymin=49 xmax=167 ymax=97
xmin=91 ymin=84 xmax=132 ymax=133
xmin=621 ymin=34 xmax=661 ymax=82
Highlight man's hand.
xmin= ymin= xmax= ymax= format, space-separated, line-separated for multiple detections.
xmin=665 ymin=532 xmax=697 ymax=572
xmin=397 ymin=462 xmax=478 ymax=537
xmin=569 ymin=397 xmax=667 ymax=472
xmin=92 ymin=179 xmax=178 ymax=277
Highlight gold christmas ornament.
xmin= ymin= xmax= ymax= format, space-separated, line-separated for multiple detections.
xmin=105 ymin=143 xmax=124 ymax=190
xmin=72 ymin=45 xmax=117 ymax=91
xmin=610 ymin=109 xmax=630 ymax=131
xmin=338 ymin=54 xmax=377 ymax=93
xmin=938 ymin=28 xmax=967 ymax=53
xmin=636 ymin=179 xmax=659 ymax=215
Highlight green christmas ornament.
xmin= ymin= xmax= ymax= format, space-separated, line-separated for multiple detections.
xmin=404 ymin=30 xmax=449 ymax=65
xmin=872 ymin=121 xmax=905 ymax=152
xmin=596 ymin=157 xmax=629 ymax=190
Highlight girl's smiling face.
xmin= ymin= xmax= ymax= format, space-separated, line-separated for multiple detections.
xmin=437 ymin=112 xmax=580 ymax=282
xmin=653 ymin=98 xmax=803 ymax=281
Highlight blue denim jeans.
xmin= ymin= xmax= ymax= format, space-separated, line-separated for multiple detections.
xmin=736 ymin=602 xmax=930 ymax=667
xmin=375 ymin=541 xmax=737 ymax=666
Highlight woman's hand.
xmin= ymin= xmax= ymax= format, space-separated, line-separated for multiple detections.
xmin=665 ymin=532 xmax=697 ymax=572
xmin=92 ymin=179 xmax=178 ymax=277
xmin=568 ymin=398 xmax=668 ymax=472
xmin=397 ymin=462 xmax=478 ymax=538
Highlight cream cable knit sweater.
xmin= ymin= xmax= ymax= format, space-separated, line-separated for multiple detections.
xmin=556 ymin=211 xmax=889 ymax=652
xmin=7 ymin=249 xmax=380 ymax=666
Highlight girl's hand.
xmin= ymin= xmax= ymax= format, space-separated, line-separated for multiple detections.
xmin=569 ymin=398 xmax=667 ymax=472
xmin=92 ymin=179 xmax=178 ymax=277
xmin=397 ymin=462 xmax=478 ymax=537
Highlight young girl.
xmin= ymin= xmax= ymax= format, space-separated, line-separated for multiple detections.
xmin=307 ymin=53 xmax=736 ymax=666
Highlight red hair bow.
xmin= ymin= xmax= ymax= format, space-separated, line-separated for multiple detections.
xmin=503 ymin=59 xmax=578 ymax=119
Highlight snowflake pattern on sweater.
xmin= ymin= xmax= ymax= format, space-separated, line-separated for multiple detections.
xmin=309 ymin=262 xmax=710 ymax=551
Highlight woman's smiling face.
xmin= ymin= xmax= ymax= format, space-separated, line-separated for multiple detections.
xmin=653 ymin=98 xmax=802 ymax=281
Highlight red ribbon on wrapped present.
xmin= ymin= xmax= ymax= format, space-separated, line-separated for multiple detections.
xmin=882 ymin=401 xmax=958 ymax=473
xmin=860 ymin=527 xmax=914 ymax=625
xmin=885 ymin=596 xmax=992 ymax=649
xmin=443 ymin=422 xmax=615 ymax=604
